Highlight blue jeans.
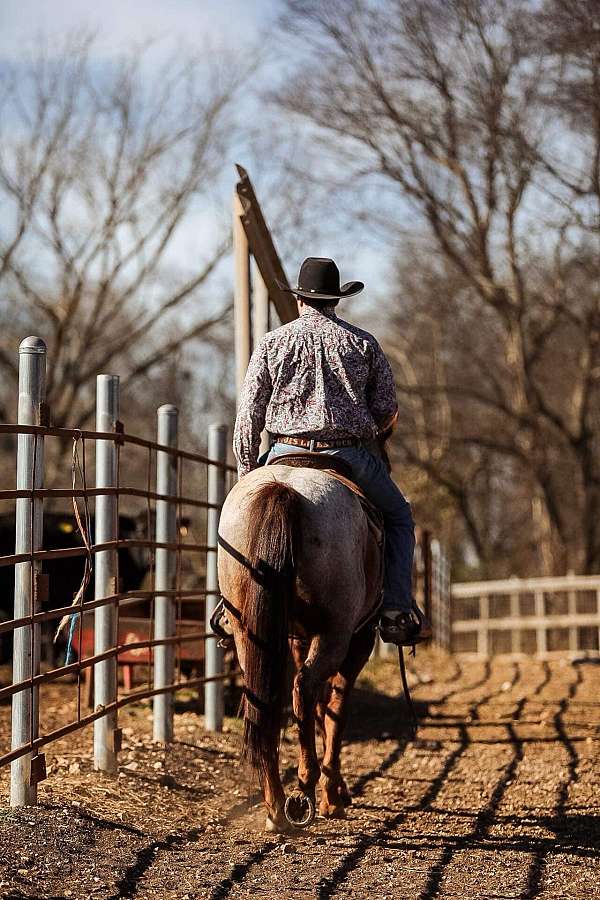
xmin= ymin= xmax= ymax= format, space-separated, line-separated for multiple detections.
xmin=265 ymin=442 xmax=415 ymax=613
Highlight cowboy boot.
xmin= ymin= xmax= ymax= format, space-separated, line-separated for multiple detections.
xmin=379 ymin=604 xmax=432 ymax=646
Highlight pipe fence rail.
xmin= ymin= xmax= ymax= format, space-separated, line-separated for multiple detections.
xmin=0 ymin=337 xmax=237 ymax=806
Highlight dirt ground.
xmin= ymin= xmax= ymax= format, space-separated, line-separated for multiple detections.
xmin=0 ymin=650 xmax=599 ymax=899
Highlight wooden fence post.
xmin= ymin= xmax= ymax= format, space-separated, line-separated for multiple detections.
xmin=510 ymin=590 xmax=520 ymax=654
xmin=478 ymin=595 xmax=489 ymax=656
xmin=233 ymin=193 xmax=251 ymax=405
xmin=253 ymin=263 xmax=271 ymax=456
xmin=534 ymin=590 xmax=546 ymax=656
xmin=567 ymin=580 xmax=578 ymax=653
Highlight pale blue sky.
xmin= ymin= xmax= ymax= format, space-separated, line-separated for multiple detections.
xmin=0 ymin=0 xmax=392 ymax=321
xmin=0 ymin=0 xmax=281 ymax=56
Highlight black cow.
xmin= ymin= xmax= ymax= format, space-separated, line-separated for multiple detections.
xmin=0 ymin=511 xmax=150 ymax=664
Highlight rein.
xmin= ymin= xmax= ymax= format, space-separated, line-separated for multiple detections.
xmin=398 ymin=645 xmax=418 ymax=737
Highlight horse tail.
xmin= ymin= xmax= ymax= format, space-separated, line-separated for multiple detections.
xmin=241 ymin=481 xmax=300 ymax=782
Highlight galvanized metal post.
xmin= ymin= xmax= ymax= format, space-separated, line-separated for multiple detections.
xmin=153 ymin=405 xmax=178 ymax=743
xmin=93 ymin=374 xmax=120 ymax=773
xmin=233 ymin=192 xmax=252 ymax=405
xmin=11 ymin=336 xmax=46 ymax=807
xmin=205 ymin=423 xmax=228 ymax=732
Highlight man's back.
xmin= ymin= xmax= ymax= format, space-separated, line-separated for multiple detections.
xmin=234 ymin=303 xmax=396 ymax=477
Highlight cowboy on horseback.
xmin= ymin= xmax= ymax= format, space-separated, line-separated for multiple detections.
xmin=233 ymin=257 xmax=430 ymax=647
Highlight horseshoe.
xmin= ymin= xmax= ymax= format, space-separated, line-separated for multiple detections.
xmin=284 ymin=792 xmax=316 ymax=828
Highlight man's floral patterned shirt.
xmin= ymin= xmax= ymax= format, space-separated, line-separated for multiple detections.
xmin=233 ymin=304 xmax=397 ymax=476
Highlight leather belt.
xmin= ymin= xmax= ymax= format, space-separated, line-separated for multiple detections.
xmin=274 ymin=435 xmax=359 ymax=450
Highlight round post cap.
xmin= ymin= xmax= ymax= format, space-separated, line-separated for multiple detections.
xmin=19 ymin=336 xmax=46 ymax=354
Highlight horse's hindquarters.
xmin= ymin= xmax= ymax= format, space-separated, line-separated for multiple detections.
xmin=217 ymin=465 xmax=378 ymax=831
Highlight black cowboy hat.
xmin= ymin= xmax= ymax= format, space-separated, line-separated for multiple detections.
xmin=278 ymin=257 xmax=364 ymax=301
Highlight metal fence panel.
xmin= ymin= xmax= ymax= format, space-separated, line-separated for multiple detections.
xmin=0 ymin=337 xmax=236 ymax=804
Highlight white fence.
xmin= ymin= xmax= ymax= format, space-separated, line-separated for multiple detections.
xmin=451 ymin=574 xmax=600 ymax=658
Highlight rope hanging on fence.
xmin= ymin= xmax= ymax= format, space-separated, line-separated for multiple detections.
xmin=64 ymin=611 xmax=79 ymax=666
xmin=56 ymin=435 xmax=94 ymax=663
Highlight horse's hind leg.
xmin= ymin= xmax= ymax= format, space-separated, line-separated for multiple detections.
xmin=315 ymin=680 xmax=332 ymax=746
xmin=319 ymin=626 xmax=375 ymax=818
xmin=290 ymin=638 xmax=320 ymax=803
xmin=292 ymin=634 xmax=348 ymax=815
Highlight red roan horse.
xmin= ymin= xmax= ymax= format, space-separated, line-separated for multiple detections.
xmin=217 ymin=460 xmax=383 ymax=832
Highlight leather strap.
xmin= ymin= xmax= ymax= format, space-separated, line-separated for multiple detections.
xmin=274 ymin=435 xmax=359 ymax=450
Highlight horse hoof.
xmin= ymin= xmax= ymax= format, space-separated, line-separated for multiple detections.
xmin=265 ymin=814 xmax=290 ymax=834
xmin=319 ymin=802 xmax=347 ymax=820
xmin=284 ymin=792 xmax=316 ymax=828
